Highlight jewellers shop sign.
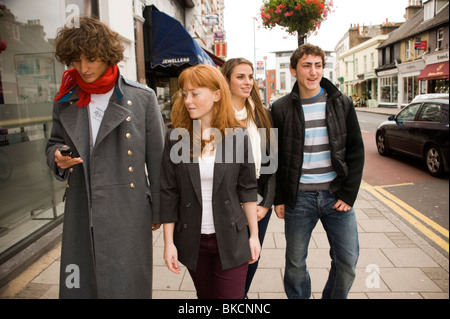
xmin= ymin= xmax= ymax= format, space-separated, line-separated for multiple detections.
xmin=162 ymin=57 xmax=190 ymax=65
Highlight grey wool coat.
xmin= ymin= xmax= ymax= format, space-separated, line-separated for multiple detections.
xmin=46 ymin=75 xmax=164 ymax=299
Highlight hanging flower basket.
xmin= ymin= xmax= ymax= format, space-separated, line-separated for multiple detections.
xmin=260 ymin=0 xmax=333 ymax=37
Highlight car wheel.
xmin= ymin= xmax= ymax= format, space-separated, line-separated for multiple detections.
xmin=376 ymin=132 xmax=390 ymax=156
xmin=425 ymin=144 xmax=444 ymax=177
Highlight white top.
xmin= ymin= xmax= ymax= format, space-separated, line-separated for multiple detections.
xmin=89 ymin=88 xmax=114 ymax=145
xmin=234 ymin=99 xmax=261 ymax=179
xmin=199 ymin=151 xmax=215 ymax=234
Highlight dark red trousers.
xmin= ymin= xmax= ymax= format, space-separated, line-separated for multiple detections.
xmin=188 ymin=233 xmax=248 ymax=299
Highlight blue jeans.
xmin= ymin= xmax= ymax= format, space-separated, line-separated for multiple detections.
xmin=284 ymin=190 xmax=359 ymax=299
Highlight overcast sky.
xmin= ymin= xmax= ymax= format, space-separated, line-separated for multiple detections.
xmin=224 ymin=0 xmax=410 ymax=69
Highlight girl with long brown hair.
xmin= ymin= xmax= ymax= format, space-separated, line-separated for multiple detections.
xmin=222 ymin=58 xmax=276 ymax=298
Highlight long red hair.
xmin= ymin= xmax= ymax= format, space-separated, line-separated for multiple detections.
xmin=171 ymin=64 xmax=238 ymax=154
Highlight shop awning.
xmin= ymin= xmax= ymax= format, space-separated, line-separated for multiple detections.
xmin=151 ymin=10 xmax=216 ymax=68
xmin=347 ymin=79 xmax=365 ymax=86
xmin=418 ymin=61 xmax=449 ymax=80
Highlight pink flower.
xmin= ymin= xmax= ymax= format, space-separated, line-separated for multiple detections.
xmin=284 ymin=11 xmax=294 ymax=17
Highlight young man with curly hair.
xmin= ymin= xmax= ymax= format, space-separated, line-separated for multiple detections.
xmin=46 ymin=17 xmax=165 ymax=298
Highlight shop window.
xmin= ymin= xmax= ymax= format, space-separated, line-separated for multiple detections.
xmin=406 ymin=40 xmax=411 ymax=60
xmin=437 ymin=28 xmax=444 ymax=50
xmin=403 ymin=76 xmax=419 ymax=104
xmin=280 ymin=72 xmax=286 ymax=91
xmin=0 ymin=0 xmax=97 ymax=262
xmin=380 ymin=76 xmax=398 ymax=103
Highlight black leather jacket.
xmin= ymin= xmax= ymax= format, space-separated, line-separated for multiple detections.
xmin=271 ymin=78 xmax=364 ymax=209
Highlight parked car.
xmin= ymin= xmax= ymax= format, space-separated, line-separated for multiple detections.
xmin=376 ymin=99 xmax=449 ymax=177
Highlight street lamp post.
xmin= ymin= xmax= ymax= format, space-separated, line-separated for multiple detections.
xmin=263 ymin=56 xmax=268 ymax=107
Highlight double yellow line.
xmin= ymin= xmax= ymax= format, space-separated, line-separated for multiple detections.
xmin=362 ymin=181 xmax=449 ymax=253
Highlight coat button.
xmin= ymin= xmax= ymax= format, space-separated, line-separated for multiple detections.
xmin=126 ymin=133 xmax=131 ymax=139
xmin=127 ymin=100 xmax=132 ymax=106
xmin=224 ymin=200 xmax=230 ymax=205
xmin=185 ymin=202 xmax=191 ymax=207
xmin=230 ymin=221 xmax=236 ymax=227
xmin=130 ymin=183 xmax=135 ymax=188
xmin=69 ymin=168 xmax=74 ymax=173
xmin=66 ymin=183 xmax=69 ymax=188
xmin=128 ymin=150 xmax=133 ymax=156
xmin=128 ymin=166 xmax=134 ymax=172
xmin=126 ymin=116 xmax=131 ymax=121
xmin=183 ymin=224 xmax=188 ymax=229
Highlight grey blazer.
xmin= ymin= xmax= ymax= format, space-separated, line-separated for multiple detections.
xmin=160 ymin=128 xmax=258 ymax=271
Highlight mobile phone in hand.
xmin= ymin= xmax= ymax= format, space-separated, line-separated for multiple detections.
xmin=58 ymin=146 xmax=74 ymax=157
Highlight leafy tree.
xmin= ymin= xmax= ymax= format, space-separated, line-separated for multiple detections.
xmin=259 ymin=0 xmax=334 ymax=45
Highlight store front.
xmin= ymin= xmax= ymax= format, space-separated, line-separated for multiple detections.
xmin=397 ymin=59 xmax=425 ymax=105
xmin=0 ymin=0 xmax=98 ymax=263
xmin=143 ymin=6 xmax=223 ymax=127
xmin=346 ymin=79 xmax=365 ymax=107
xmin=364 ymin=72 xmax=379 ymax=107
xmin=418 ymin=50 xmax=449 ymax=94
xmin=418 ymin=61 xmax=449 ymax=93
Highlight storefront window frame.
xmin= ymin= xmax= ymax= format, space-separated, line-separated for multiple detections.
xmin=380 ymin=75 xmax=398 ymax=103
xmin=403 ymin=76 xmax=419 ymax=104
xmin=0 ymin=0 xmax=99 ymax=264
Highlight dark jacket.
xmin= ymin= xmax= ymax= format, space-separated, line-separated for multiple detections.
xmin=160 ymin=128 xmax=258 ymax=271
xmin=271 ymin=78 xmax=364 ymax=209
xmin=46 ymin=75 xmax=164 ymax=298
xmin=255 ymin=112 xmax=276 ymax=209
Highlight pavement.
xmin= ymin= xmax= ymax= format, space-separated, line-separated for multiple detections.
xmin=0 ymin=106 xmax=448 ymax=300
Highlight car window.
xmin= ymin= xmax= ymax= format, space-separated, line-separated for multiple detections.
xmin=417 ymin=103 xmax=441 ymax=122
xmin=397 ymin=103 xmax=421 ymax=121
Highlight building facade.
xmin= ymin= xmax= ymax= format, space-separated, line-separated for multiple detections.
xmin=273 ymin=49 xmax=336 ymax=99
xmin=338 ymin=35 xmax=388 ymax=107
xmin=335 ymin=20 xmax=403 ymax=107
xmin=376 ymin=0 xmax=449 ymax=108
xmin=267 ymin=69 xmax=276 ymax=103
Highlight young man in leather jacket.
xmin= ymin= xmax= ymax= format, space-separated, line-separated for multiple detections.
xmin=271 ymin=44 xmax=364 ymax=299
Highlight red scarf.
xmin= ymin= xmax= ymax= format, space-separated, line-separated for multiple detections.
xmin=54 ymin=65 xmax=118 ymax=107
